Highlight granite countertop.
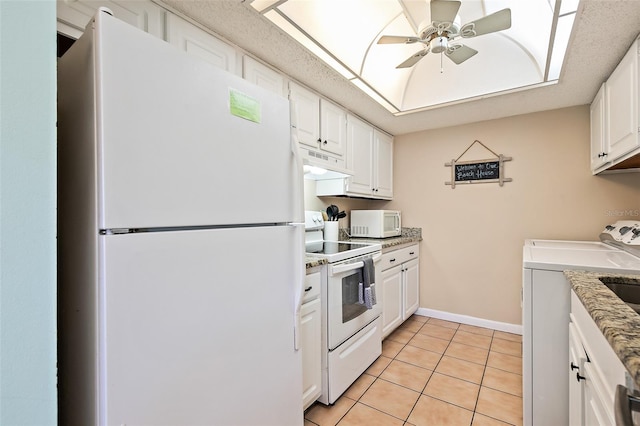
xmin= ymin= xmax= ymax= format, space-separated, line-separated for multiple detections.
xmin=565 ymin=270 xmax=640 ymax=388
xmin=346 ymin=227 xmax=423 ymax=250
xmin=305 ymin=255 xmax=327 ymax=269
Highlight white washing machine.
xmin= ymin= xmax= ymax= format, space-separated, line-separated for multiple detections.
xmin=522 ymin=221 xmax=640 ymax=426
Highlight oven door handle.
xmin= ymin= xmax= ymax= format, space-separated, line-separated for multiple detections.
xmin=329 ymin=253 xmax=381 ymax=275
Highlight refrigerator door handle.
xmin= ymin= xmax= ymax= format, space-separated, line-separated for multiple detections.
xmin=290 ymin=128 xmax=305 ymax=223
xmin=290 ymin=221 xmax=306 ymax=351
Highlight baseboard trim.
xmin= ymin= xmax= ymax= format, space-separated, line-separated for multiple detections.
xmin=415 ymin=307 xmax=523 ymax=335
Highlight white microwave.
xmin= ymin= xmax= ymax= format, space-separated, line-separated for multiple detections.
xmin=350 ymin=210 xmax=401 ymax=238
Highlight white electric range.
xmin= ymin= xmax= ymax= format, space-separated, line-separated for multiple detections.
xmin=522 ymin=220 xmax=640 ymax=426
xmin=304 ymin=211 xmax=381 ymax=262
xmin=304 ymin=211 xmax=383 ymax=405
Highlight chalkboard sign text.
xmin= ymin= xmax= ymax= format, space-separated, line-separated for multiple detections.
xmin=455 ymin=161 xmax=500 ymax=182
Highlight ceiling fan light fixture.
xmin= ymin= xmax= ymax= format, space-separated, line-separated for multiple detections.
xmin=430 ymin=36 xmax=449 ymax=54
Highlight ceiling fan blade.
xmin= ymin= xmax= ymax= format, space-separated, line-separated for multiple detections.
xmin=378 ymin=35 xmax=421 ymax=44
xmin=430 ymin=0 xmax=461 ymax=26
xmin=445 ymin=45 xmax=478 ymax=64
xmin=396 ymin=49 xmax=430 ymax=68
xmin=460 ymin=8 xmax=511 ymax=38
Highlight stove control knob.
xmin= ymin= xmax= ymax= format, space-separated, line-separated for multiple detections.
xmin=632 ymin=228 xmax=640 ymax=239
xmin=620 ymin=226 xmax=632 ymax=235
xmin=605 ymin=225 xmax=616 ymax=231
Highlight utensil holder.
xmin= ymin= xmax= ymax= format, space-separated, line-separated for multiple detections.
xmin=324 ymin=221 xmax=339 ymax=241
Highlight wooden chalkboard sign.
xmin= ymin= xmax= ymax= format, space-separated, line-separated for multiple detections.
xmin=445 ymin=140 xmax=512 ymax=188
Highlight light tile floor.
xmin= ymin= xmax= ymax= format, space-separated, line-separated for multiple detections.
xmin=305 ymin=315 xmax=523 ymax=426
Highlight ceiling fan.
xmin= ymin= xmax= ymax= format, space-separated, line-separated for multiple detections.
xmin=378 ymin=0 xmax=512 ymax=68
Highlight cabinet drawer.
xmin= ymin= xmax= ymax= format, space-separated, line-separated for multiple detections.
xmin=303 ymin=270 xmax=321 ymax=303
xmin=380 ymin=244 xmax=419 ymax=271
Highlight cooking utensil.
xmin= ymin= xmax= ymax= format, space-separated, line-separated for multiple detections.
xmin=326 ymin=205 xmax=339 ymax=220
xmin=326 ymin=206 xmax=334 ymax=221
xmin=337 ymin=211 xmax=346 ymax=219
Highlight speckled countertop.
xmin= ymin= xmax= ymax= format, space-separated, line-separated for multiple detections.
xmin=305 ymin=256 xmax=327 ymax=269
xmin=565 ymin=270 xmax=640 ymax=388
xmin=304 ymin=227 xmax=422 ymax=269
xmin=345 ymin=227 xmax=423 ymax=250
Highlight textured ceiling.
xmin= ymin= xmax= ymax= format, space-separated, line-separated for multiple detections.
xmin=158 ymin=0 xmax=640 ymax=136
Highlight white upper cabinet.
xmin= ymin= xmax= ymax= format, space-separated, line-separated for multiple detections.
xmin=341 ymin=115 xmax=393 ymax=200
xmin=57 ymin=0 xmax=165 ymax=39
xmin=345 ymin=115 xmax=374 ymax=195
xmin=374 ymin=130 xmax=394 ymax=199
xmin=289 ymin=82 xmax=346 ymax=157
xmin=590 ymin=84 xmax=608 ymax=170
xmin=605 ymin=38 xmax=639 ymax=160
xmin=289 ymin=82 xmax=321 ymax=149
xmin=316 ymin=115 xmax=393 ymax=200
xmin=243 ymin=56 xmax=286 ymax=97
xmin=319 ymin=99 xmax=347 ymax=157
xmin=591 ymin=37 xmax=640 ymax=174
xmin=289 ymin=82 xmax=350 ymax=173
xmin=165 ymin=13 xmax=238 ymax=75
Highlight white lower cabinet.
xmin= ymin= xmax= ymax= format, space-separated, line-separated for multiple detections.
xmin=569 ymin=290 xmax=628 ymax=425
xmin=379 ymin=244 xmax=419 ymax=338
xmin=302 ymin=268 xmax=322 ymax=410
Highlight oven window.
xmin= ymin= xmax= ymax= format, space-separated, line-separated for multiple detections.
xmin=341 ymin=270 xmax=367 ymax=323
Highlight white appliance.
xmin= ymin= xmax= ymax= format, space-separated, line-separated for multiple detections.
xmin=304 ymin=211 xmax=383 ymax=404
xmin=57 ymin=10 xmax=305 ymax=426
xmin=522 ymin=221 xmax=640 ymax=426
xmin=350 ymin=210 xmax=402 ymax=238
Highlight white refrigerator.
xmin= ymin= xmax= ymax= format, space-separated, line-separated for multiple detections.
xmin=57 ymin=9 xmax=305 ymax=426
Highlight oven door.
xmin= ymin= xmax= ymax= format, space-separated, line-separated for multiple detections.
xmin=327 ymin=254 xmax=382 ymax=350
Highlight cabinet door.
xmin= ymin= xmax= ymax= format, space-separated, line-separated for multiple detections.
xmin=374 ymin=130 xmax=394 ymax=199
xmin=165 ymin=14 xmax=238 ymax=74
xmin=403 ymin=258 xmax=419 ymax=320
xmin=606 ymin=40 xmax=639 ymax=161
xmin=289 ymin=83 xmax=320 ymax=149
xmin=57 ymin=0 xmax=165 ymax=39
xmin=320 ymin=99 xmax=347 ymax=157
xmin=301 ymin=297 xmax=322 ymax=410
xmin=346 ymin=115 xmax=374 ymax=196
xmin=568 ymin=323 xmax=586 ymax=426
xmin=381 ymin=266 xmax=403 ymax=338
xmin=243 ymin=56 xmax=286 ymax=97
xmin=590 ymin=83 xmax=608 ymax=172
xmin=583 ymin=362 xmax=613 ymax=426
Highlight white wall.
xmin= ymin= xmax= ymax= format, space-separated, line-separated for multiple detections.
xmin=384 ymin=106 xmax=640 ymax=326
xmin=0 ymin=1 xmax=57 ymax=424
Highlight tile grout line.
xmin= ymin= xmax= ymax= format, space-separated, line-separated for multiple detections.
xmin=305 ymin=316 xmax=523 ymax=425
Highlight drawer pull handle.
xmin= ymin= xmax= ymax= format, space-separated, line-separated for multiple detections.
xmin=576 ymin=372 xmax=586 ymax=382
xmin=570 ymin=362 xmax=579 ymax=371
xmin=390 ymin=258 xmax=396 ymax=262
xmin=304 ymin=286 xmax=312 ymax=292
xmin=409 ymin=251 xmax=415 ymax=255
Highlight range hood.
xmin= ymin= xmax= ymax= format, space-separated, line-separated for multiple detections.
xmin=300 ymin=145 xmax=353 ymax=180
